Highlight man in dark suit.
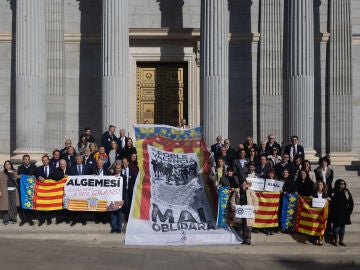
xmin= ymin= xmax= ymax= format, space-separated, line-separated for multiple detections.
xmin=210 ymin=135 xmax=223 ymax=160
xmin=68 ymin=154 xmax=91 ymax=226
xmin=218 ymin=147 xmax=234 ymax=167
xmin=233 ymin=148 xmax=250 ymax=180
xmin=101 ymin=125 xmax=118 ymax=154
xmin=256 ymin=155 xmax=270 ymax=179
xmin=110 ymin=163 xmax=125 ymax=233
xmin=60 ymin=139 xmax=75 ymax=159
xmin=117 ymin=129 xmax=128 ymax=151
xmin=94 ymin=159 xmax=111 ymax=224
xmin=17 ymin=154 xmax=37 ymax=226
xmin=265 ymin=134 xmax=282 ymax=156
xmin=64 ymin=146 xmax=76 ymax=168
xmin=274 ymin=153 xmax=295 ymax=179
xmin=35 ymin=155 xmax=54 ymax=226
xmin=121 ymin=157 xmax=136 ymax=232
xmin=283 ymin=135 xmax=305 ymax=162
xmin=49 ymin=149 xmax=61 ymax=171
xmin=224 ymin=139 xmax=236 ymax=161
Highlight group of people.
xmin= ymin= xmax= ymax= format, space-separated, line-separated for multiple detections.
xmin=209 ymin=134 xmax=354 ymax=246
xmin=0 ymin=126 xmax=138 ymax=234
xmin=0 ymin=126 xmax=355 ymax=246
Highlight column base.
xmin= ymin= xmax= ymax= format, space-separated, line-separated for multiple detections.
xmin=11 ymin=149 xmax=49 ymax=166
xmin=329 ymin=152 xmax=360 ymax=166
xmin=304 ymin=149 xmax=318 ymax=163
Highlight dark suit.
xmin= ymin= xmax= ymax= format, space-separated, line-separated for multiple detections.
xmin=50 ymin=167 xmax=70 ymax=181
xmin=211 ymin=143 xmax=224 ymax=159
xmin=64 ymin=155 xmax=75 ymax=168
xmin=101 ymin=131 xmax=118 ymax=154
xmin=119 ymin=146 xmax=137 ymax=160
xmin=274 ymin=162 xmax=295 ymax=180
xmin=68 ymin=164 xmax=93 ymax=176
xmin=256 ymin=164 xmax=270 ymax=179
xmin=117 ymin=136 xmax=129 ymax=150
xmin=122 ymin=166 xmax=136 ymax=222
xmin=93 ymin=166 xmax=111 ymax=224
xmin=219 ymin=175 xmax=242 ymax=188
xmin=284 ymin=144 xmax=305 ymax=160
xmin=35 ymin=166 xmax=53 ymax=179
xmin=95 ymin=167 xmax=111 ymax=176
xmin=233 ymin=158 xmax=250 ymax=179
xmin=49 ymin=158 xmax=60 ymax=171
xmin=83 ymin=156 xmax=96 ymax=168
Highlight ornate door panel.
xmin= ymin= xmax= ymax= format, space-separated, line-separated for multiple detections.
xmin=137 ymin=63 xmax=186 ymax=126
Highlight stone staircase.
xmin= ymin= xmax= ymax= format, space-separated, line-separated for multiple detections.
xmin=0 ymin=165 xmax=358 ymax=255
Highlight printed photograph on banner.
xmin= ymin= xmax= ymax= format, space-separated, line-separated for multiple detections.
xmin=264 ymin=179 xmax=284 ymax=192
xmin=148 ymin=145 xmax=214 ymax=230
xmin=63 ymin=175 xmax=123 ymax=211
xmin=247 ymin=177 xmax=265 ymax=191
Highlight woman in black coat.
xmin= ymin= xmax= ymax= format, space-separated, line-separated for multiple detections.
xmin=331 ymin=179 xmax=354 ymax=246
xmin=295 ymin=169 xmax=314 ymax=197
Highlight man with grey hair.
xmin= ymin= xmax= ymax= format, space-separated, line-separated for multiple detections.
xmin=265 ymin=134 xmax=281 ymax=156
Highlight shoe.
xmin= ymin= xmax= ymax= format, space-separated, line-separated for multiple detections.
xmin=65 ymin=220 xmax=70 ymax=224
xmin=252 ymin=229 xmax=259 ymax=233
xmin=82 ymin=221 xmax=87 ymax=226
xmin=269 ymin=230 xmax=274 ymax=235
xmin=116 ymin=230 xmax=121 ymax=234
xmin=46 ymin=220 xmax=52 ymax=225
xmin=38 ymin=221 xmax=44 ymax=227
xmin=110 ymin=229 xmax=116 ymax=233
xmin=4 ymin=221 xmax=9 ymax=225
xmin=19 ymin=220 xmax=26 ymax=226
xmin=70 ymin=221 xmax=77 ymax=227
xmin=29 ymin=220 xmax=35 ymax=226
xmin=339 ymin=242 xmax=346 ymax=246
xmin=265 ymin=230 xmax=270 ymax=235
xmin=95 ymin=221 xmax=100 ymax=224
xmin=55 ymin=219 xmax=62 ymax=225
xmin=11 ymin=221 xmax=17 ymax=224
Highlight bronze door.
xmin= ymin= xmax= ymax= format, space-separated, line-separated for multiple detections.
xmin=136 ymin=63 xmax=187 ymax=126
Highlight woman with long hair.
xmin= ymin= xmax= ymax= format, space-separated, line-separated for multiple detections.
xmin=0 ymin=160 xmax=20 ymax=225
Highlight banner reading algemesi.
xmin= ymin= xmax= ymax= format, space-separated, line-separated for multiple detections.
xmin=125 ymin=125 xmax=241 ymax=245
xmin=64 ymin=175 xmax=123 ymax=211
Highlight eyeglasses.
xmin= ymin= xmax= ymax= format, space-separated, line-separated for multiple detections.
xmin=272 ymin=149 xmax=278 ymax=151
xmin=250 ymin=150 xmax=255 ymax=152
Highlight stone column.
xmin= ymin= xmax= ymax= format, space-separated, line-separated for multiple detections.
xmin=14 ymin=0 xmax=47 ymax=157
xmin=284 ymin=0 xmax=317 ymax=159
xmin=46 ymin=0 xmax=65 ymax=148
xmin=328 ymin=0 xmax=356 ymax=164
xmin=102 ymin=0 xmax=129 ymax=131
xmin=200 ymin=0 xmax=229 ymax=146
xmin=259 ymin=0 xmax=283 ymax=143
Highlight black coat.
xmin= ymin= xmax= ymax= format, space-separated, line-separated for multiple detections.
xmin=219 ymin=175 xmax=242 ymax=189
xmin=50 ymin=167 xmax=70 ymax=181
xmin=265 ymin=141 xmax=281 ymax=156
xmin=68 ymin=164 xmax=94 ymax=176
xmin=274 ymin=162 xmax=295 ymax=179
xmin=101 ymin=131 xmax=118 ymax=154
xmin=295 ymin=179 xmax=314 ymax=197
xmin=331 ymin=188 xmax=354 ymax=226
xmin=35 ymin=166 xmax=54 ymax=179
xmin=17 ymin=164 xmax=37 ymax=176
xmin=284 ymin=144 xmax=305 ymax=160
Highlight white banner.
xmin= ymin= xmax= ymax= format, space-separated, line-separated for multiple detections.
xmin=247 ymin=177 xmax=265 ymax=191
xmin=312 ymin=198 xmax=326 ymax=208
xmin=264 ymin=179 xmax=284 ymax=192
xmin=125 ymin=143 xmax=241 ymax=245
xmin=64 ymin=175 xmax=123 ymax=211
xmin=235 ymin=205 xmax=255 ymax=219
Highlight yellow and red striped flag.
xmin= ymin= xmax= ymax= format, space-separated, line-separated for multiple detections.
xmin=294 ymin=196 xmax=329 ymax=236
xmin=254 ymin=191 xmax=281 ymax=228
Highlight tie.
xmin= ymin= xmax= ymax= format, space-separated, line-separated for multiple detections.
xmin=44 ymin=166 xmax=48 ymax=178
xmin=78 ymin=165 xmax=81 ymax=175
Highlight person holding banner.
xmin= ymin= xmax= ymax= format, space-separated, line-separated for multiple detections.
xmin=230 ymin=179 xmax=259 ymax=245
xmin=110 ymin=163 xmax=125 ymax=233
xmin=310 ymin=181 xmax=331 ymax=245
xmin=331 ymin=179 xmax=354 ymax=246
xmin=295 ymin=169 xmax=314 ymax=197
xmin=314 ymin=156 xmax=334 ymax=195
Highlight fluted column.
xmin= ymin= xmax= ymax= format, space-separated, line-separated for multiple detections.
xmin=200 ymin=0 xmax=229 ymax=146
xmin=46 ymin=0 xmax=65 ymax=148
xmin=284 ymin=0 xmax=316 ymax=158
xmin=14 ymin=0 xmax=47 ymax=155
xmin=259 ymin=0 xmax=283 ymax=142
xmin=328 ymin=0 xmax=353 ymax=162
xmin=102 ymin=0 xmax=129 ymax=131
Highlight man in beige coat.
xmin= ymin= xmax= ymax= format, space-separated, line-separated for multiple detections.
xmin=230 ymin=179 xmax=258 ymax=245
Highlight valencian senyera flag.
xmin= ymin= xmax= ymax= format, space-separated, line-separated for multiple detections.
xmin=294 ymin=196 xmax=329 ymax=237
xmin=253 ymin=192 xmax=281 ymax=228
xmin=20 ymin=175 xmax=66 ymax=211
xmin=125 ymin=125 xmax=241 ymax=245
xmin=216 ymin=186 xmax=233 ymax=227
xmin=281 ymin=193 xmax=298 ymax=231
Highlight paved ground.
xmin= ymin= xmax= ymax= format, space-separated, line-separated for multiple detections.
xmin=0 ymin=238 xmax=358 ymax=270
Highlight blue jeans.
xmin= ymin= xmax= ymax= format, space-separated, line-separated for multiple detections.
xmin=333 ymin=224 xmax=345 ymax=234
xmin=111 ymin=209 xmax=123 ymax=231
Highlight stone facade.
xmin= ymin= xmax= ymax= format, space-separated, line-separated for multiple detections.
xmin=0 ymin=0 xmax=359 ymax=164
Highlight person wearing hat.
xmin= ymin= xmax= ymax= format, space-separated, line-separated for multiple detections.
xmin=230 ymin=178 xmax=259 ymax=245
